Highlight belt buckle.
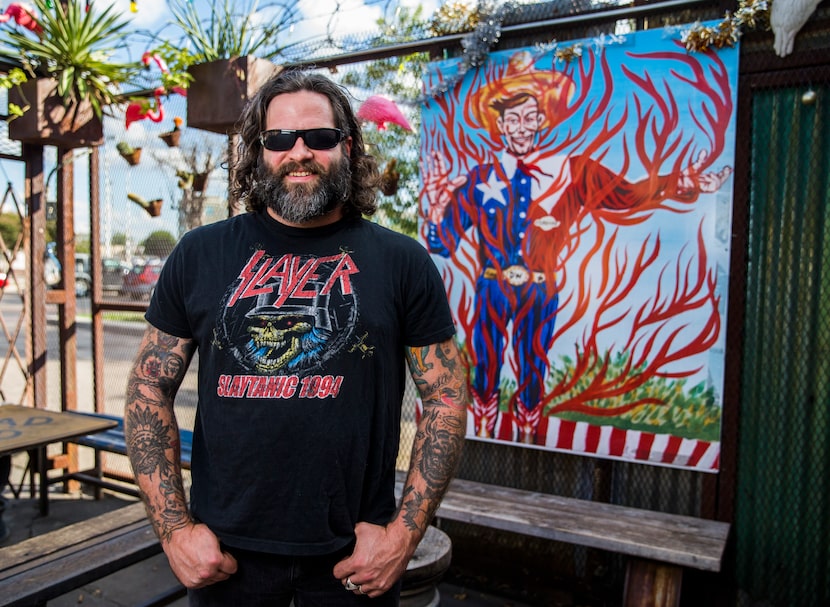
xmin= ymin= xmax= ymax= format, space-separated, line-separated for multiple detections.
xmin=504 ymin=265 xmax=530 ymax=286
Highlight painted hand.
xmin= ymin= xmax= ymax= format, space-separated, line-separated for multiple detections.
xmin=677 ymin=150 xmax=733 ymax=195
xmin=420 ymin=150 xmax=466 ymax=224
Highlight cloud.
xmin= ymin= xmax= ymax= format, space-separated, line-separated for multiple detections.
xmin=100 ymin=0 xmax=170 ymax=30
xmin=288 ymin=0 xmax=383 ymax=46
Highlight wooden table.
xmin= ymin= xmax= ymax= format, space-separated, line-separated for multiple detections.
xmin=0 ymin=405 xmax=118 ymax=515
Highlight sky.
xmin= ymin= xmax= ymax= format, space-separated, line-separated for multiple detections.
xmin=108 ymin=0 xmax=437 ymax=56
xmin=0 ymin=0 xmax=443 ymax=245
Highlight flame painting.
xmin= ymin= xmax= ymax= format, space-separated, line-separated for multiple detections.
xmin=419 ymin=24 xmax=738 ymax=471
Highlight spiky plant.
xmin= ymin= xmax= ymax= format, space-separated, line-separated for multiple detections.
xmin=1 ymin=0 xmax=141 ymax=117
xmin=162 ymin=0 xmax=302 ymax=62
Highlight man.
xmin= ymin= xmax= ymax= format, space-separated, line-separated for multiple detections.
xmin=125 ymin=69 xmax=468 ymax=606
xmin=423 ymin=50 xmax=731 ymax=443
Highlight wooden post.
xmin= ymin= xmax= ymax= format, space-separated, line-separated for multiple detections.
xmin=623 ymin=558 xmax=682 ymax=607
xmin=24 ymin=143 xmax=47 ymax=411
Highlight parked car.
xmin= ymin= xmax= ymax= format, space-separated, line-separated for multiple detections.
xmin=73 ymin=255 xmax=132 ymax=297
xmin=74 ymin=264 xmax=91 ymax=297
xmin=45 ymin=242 xmax=88 ymax=296
xmin=102 ymin=258 xmax=132 ymax=294
xmin=121 ymin=258 xmax=164 ymax=300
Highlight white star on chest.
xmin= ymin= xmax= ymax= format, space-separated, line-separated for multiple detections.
xmin=476 ymin=171 xmax=509 ymax=206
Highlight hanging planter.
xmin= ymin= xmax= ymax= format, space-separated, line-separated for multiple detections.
xmin=121 ymin=149 xmax=142 ymax=166
xmin=7 ymin=78 xmax=104 ymax=149
xmin=145 ymin=199 xmax=163 ymax=217
xmin=159 ymin=129 xmax=182 ymax=147
xmin=175 ymin=170 xmax=208 ymax=192
xmin=379 ymin=159 xmax=401 ymax=196
xmin=192 ymin=172 xmax=209 ymax=192
xmin=1 ymin=0 xmax=141 ymax=149
xmin=158 ymin=116 xmax=184 ymax=147
xmin=128 ymin=193 xmax=163 ymax=217
xmin=187 ymin=56 xmax=277 ymax=134
xmin=117 ymin=142 xmax=142 ymax=166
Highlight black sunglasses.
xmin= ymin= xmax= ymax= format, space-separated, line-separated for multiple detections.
xmin=259 ymin=128 xmax=346 ymax=152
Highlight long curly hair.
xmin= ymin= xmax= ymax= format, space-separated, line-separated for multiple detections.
xmin=230 ymin=69 xmax=379 ymax=217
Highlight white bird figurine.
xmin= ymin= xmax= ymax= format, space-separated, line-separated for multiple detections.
xmin=771 ymin=0 xmax=823 ymax=57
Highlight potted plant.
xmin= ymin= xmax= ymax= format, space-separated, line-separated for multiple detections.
xmin=150 ymin=0 xmax=300 ymax=134
xmin=176 ymin=169 xmax=209 ymax=193
xmin=0 ymin=0 xmax=142 ymax=149
xmin=175 ymin=144 xmax=216 ymax=193
xmin=127 ymin=193 xmax=163 ymax=217
xmin=0 ymin=68 xmax=30 ymax=122
xmin=379 ymin=159 xmax=401 ymax=196
xmin=117 ymin=141 xmax=142 ymax=166
xmin=159 ymin=116 xmax=184 ymax=147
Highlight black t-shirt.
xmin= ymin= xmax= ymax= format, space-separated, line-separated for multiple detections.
xmin=145 ymin=211 xmax=456 ymax=555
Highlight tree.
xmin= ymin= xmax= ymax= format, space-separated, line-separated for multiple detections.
xmin=150 ymin=140 xmax=225 ymax=236
xmin=75 ymin=235 xmax=90 ymax=254
xmin=339 ymin=6 xmax=430 ymax=238
xmin=141 ymin=230 xmax=177 ymax=258
xmin=111 ymin=232 xmax=127 ymax=246
xmin=0 ymin=213 xmax=23 ymax=251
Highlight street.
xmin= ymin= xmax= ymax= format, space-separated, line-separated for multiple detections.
xmin=0 ymin=296 xmax=199 ymax=430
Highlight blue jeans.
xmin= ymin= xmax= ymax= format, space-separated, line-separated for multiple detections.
xmin=188 ymin=544 xmax=401 ymax=607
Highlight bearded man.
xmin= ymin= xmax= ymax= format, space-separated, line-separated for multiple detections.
xmin=124 ymin=70 xmax=468 ymax=606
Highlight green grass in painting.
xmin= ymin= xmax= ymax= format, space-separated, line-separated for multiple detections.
xmin=552 ymin=378 xmax=721 ymax=441
xmin=471 ymin=348 xmax=722 ymax=443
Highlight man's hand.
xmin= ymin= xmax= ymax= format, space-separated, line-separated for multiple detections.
xmin=332 ymin=521 xmax=412 ymax=598
xmin=677 ymin=150 xmax=733 ymax=195
xmin=421 ymin=150 xmax=466 ymax=224
xmin=163 ymin=522 xmax=238 ymax=589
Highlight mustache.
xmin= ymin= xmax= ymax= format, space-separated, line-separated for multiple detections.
xmin=274 ymin=160 xmax=326 ymax=179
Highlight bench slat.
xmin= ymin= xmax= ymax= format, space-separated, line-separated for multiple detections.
xmin=0 ymin=502 xmax=164 ymax=607
xmin=71 ymin=412 xmax=193 ymax=468
xmin=3 ymin=474 xmax=729 ymax=607
xmin=397 ymin=477 xmax=729 ymax=572
xmin=0 ymin=501 xmax=149 ymax=570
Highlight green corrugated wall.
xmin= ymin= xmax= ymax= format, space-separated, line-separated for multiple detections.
xmin=737 ymin=84 xmax=830 ymax=606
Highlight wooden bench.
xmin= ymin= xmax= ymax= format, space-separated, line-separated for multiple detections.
xmin=406 ymin=475 xmax=730 ymax=607
xmin=0 ymin=500 xmax=450 ymax=607
xmin=63 ymin=416 xmax=728 ymax=607
xmin=65 ymin=413 xmax=193 ymax=497
xmin=0 ymin=501 xmax=184 ymax=607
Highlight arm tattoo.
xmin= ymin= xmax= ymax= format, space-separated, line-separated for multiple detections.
xmin=400 ymin=338 xmax=468 ymax=533
xmin=125 ymin=327 xmax=194 ymax=542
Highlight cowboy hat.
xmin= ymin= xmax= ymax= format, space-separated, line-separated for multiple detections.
xmin=470 ymin=50 xmax=575 ymax=139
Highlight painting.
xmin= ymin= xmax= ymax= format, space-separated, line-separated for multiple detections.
xmin=419 ymin=24 xmax=738 ymax=471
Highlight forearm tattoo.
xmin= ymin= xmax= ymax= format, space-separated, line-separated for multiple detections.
xmin=401 ymin=338 xmax=468 ymax=533
xmin=125 ymin=328 xmax=194 ymax=542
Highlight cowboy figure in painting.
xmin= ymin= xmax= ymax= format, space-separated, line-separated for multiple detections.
xmin=423 ymin=50 xmax=732 ymax=444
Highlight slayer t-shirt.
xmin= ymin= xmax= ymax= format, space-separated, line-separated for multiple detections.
xmin=145 ymin=210 xmax=456 ymax=555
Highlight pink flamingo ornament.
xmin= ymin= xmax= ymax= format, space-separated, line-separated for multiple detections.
xmin=0 ymin=3 xmax=42 ymax=34
xmin=125 ymin=87 xmax=165 ymax=129
xmin=356 ymin=95 xmax=413 ymax=132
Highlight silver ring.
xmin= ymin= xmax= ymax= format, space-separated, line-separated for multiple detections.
xmin=358 ymin=585 xmax=366 ymax=595
xmin=344 ymin=578 xmax=359 ymax=592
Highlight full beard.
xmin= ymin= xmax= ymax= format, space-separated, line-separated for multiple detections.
xmin=253 ymin=156 xmax=351 ymax=224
